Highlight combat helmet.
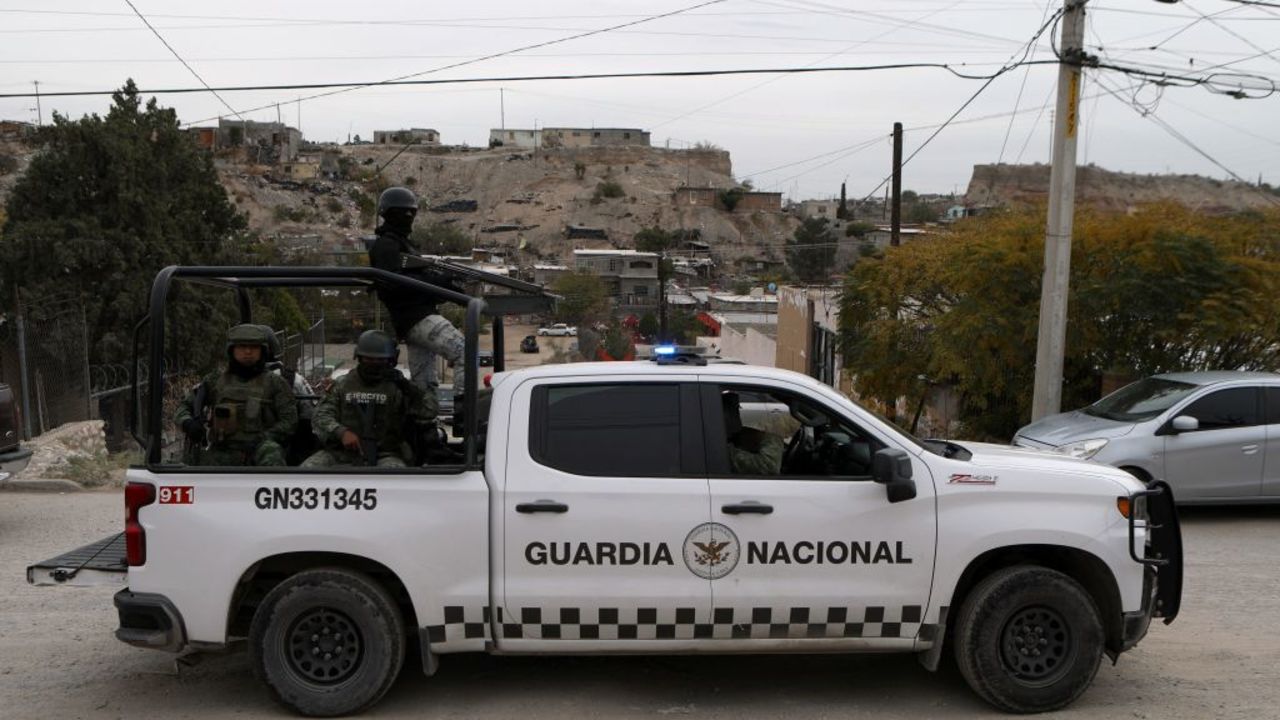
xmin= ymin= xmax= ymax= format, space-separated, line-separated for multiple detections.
xmin=226 ymin=323 xmax=272 ymax=355
xmin=354 ymin=329 xmax=399 ymax=363
xmin=376 ymin=187 xmax=418 ymax=218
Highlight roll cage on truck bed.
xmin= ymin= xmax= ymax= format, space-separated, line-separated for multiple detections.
xmin=27 ymin=262 xmax=553 ymax=583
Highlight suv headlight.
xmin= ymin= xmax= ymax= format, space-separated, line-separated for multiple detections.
xmin=1054 ymin=438 xmax=1108 ymax=460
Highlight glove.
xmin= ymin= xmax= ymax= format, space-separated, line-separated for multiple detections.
xmin=182 ymin=418 xmax=207 ymax=444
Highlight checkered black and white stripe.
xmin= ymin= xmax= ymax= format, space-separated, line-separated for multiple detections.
xmin=426 ymin=605 xmax=944 ymax=643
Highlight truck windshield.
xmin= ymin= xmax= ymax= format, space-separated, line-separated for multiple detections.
xmin=1083 ymin=377 xmax=1199 ymax=422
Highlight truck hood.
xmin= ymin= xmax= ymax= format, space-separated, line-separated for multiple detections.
xmin=958 ymin=441 xmax=1144 ymax=493
xmin=1014 ymin=409 xmax=1136 ymax=446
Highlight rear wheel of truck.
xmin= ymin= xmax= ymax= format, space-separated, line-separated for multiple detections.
xmin=250 ymin=569 xmax=405 ymax=717
xmin=953 ymin=566 xmax=1104 ymax=713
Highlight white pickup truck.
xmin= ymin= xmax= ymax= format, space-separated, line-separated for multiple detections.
xmin=28 ymin=267 xmax=1181 ymax=717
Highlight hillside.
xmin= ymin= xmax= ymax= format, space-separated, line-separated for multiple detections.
xmin=965 ymin=163 xmax=1279 ymax=213
xmin=220 ymin=144 xmax=800 ymax=269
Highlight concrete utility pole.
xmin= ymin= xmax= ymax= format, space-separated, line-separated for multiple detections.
xmin=1031 ymin=0 xmax=1087 ymax=422
xmin=33 ymin=81 xmax=42 ymax=126
xmin=890 ymin=122 xmax=903 ymax=247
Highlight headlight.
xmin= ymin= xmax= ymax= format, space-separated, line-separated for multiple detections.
xmin=1053 ymin=438 xmax=1108 ymax=460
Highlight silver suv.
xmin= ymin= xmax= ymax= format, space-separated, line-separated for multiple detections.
xmin=1014 ymin=371 xmax=1280 ymax=504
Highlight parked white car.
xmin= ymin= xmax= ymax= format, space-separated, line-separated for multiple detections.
xmin=537 ymin=323 xmax=577 ymax=337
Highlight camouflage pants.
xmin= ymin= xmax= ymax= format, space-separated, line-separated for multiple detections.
xmin=405 ymin=313 xmax=466 ymax=407
xmin=197 ymin=440 xmax=287 ymax=467
xmin=301 ymin=448 xmax=408 ymax=468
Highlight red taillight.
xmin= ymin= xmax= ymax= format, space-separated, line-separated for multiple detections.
xmin=125 ymin=482 xmax=156 ymax=567
xmin=483 ymin=373 xmax=493 ymax=388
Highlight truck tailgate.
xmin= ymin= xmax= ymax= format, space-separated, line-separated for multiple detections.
xmin=27 ymin=533 xmax=128 ymax=587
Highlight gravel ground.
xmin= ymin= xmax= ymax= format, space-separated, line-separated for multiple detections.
xmin=2 ymin=490 xmax=1277 ymax=719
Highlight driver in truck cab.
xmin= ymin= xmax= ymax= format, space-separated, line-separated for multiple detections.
xmin=722 ymin=391 xmax=784 ymax=475
xmin=175 ymin=324 xmax=298 ymax=466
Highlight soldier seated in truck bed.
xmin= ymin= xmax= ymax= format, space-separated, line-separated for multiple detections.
xmin=302 ymin=330 xmax=433 ymax=468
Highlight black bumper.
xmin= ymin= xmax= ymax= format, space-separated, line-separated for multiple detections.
xmin=1119 ymin=568 xmax=1157 ymax=651
xmin=1119 ymin=482 xmax=1184 ymax=651
xmin=114 ymin=590 xmax=187 ymax=653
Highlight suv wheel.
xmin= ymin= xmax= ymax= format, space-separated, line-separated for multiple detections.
xmin=250 ymin=569 xmax=405 ymax=717
xmin=953 ymin=566 xmax=1104 ymax=713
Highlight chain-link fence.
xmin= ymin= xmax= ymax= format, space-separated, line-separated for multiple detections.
xmin=0 ymin=292 xmax=92 ymax=439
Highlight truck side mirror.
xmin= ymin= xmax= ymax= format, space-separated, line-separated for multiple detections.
xmin=1170 ymin=415 xmax=1199 ymax=433
xmin=872 ymin=448 xmax=916 ymax=503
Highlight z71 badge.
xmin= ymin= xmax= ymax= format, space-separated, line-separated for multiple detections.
xmin=949 ymin=473 xmax=997 ymax=485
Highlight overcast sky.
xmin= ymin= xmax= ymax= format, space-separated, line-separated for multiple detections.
xmin=1 ymin=0 xmax=1278 ymax=199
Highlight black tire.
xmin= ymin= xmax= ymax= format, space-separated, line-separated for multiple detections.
xmin=250 ymin=569 xmax=405 ymax=717
xmin=953 ymin=566 xmax=1104 ymax=714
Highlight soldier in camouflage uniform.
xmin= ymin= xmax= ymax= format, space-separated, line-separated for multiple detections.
xmin=176 ymin=324 xmax=298 ymax=467
xmin=722 ymin=391 xmax=785 ymax=475
xmin=367 ymin=186 xmax=465 ymax=417
xmin=302 ymin=330 xmax=433 ymax=468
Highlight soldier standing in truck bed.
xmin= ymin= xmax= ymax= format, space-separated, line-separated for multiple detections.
xmin=367 ymin=186 xmax=465 ymax=418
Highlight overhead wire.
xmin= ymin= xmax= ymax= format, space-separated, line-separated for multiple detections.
xmin=0 ymin=61 xmax=1060 ymax=101
xmin=646 ymin=0 xmax=967 ymax=133
xmin=122 ymin=0 xmax=245 ymax=122
xmin=856 ymin=4 xmax=1066 ymax=202
xmin=180 ymin=0 xmax=731 ymax=126
xmin=1093 ymin=73 xmax=1280 ymax=207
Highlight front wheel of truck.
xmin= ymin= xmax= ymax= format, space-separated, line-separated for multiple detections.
xmin=953 ymin=565 xmax=1104 ymax=713
xmin=250 ymin=569 xmax=405 ymax=717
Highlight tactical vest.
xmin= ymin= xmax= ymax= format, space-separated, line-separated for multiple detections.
xmin=330 ymin=373 xmax=408 ymax=452
xmin=209 ymin=371 xmax=279 ymax=450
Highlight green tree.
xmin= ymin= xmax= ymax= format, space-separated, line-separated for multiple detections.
xmin=0 ymin=80 xmax=249 ymax=366
xmin=839 ymin=204 xmax=1280 ymax=439
xmin=786 ymin=217 xmax=837 ymax=283
xmin=634 ymin=226 xmax=675 ymax=253
xmin=837 ymin=182 xmax=848 ymax=220
xmin=551 ymin=270 xmax=610 ymax=327
xmin=718 ymin=187 xmax=744 ymax=211
xmin=906 ymin=202 xmax=938 ymax=224
xmin=845 ymin=221 xmax=876 ymax=238
xmin=411 ymin=222 xmax=472 ymax=256
xmin=638 ymin=311 xmax=659 ymax=339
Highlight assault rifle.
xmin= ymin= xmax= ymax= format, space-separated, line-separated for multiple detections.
xmin=356 ymin=402 xmax=378 ymax=467
xmin=182 ymin=381 xmax=208 ymax=465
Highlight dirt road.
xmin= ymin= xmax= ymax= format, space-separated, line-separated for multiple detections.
xmin=3 ymin=490 xmax=1277 ymax=718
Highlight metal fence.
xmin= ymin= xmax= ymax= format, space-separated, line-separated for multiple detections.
xmin=275 ymin=317 xmax=327 ymax=382
xmin=0 ymin=295 xmax=327 ymax=442
xmin=0 ymin=292 xmax=92 ymax=439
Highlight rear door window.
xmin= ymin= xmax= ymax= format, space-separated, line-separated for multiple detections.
xmin=1179 ymin=387 xmax=1260 ymax=430
xmin=1266 ymin=387 xmax=1280 ymax=425
xmin=530 ymin=383 xmax=699 ymax=477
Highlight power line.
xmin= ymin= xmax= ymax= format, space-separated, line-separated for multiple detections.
xmin=0 ymin=61 xmax=1058 ymax=101
xmin=1093 ymin=74 xmax=1280 ymax=207
xmin=1182 ymin=0 xmax=1280 ymax=70
xmin=122 ymin=0 xmax=245 ymax=122
xmin=647 ymin=0 xmax=966 ymax=132
xmin=178 ymin=0 xmax=730 ymax=127
xmin=857 ymin=6 xmax=1065 ymax=202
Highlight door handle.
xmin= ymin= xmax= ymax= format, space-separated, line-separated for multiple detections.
xmin=1242 ymin=444 xmax=1260 ymax=454
xmin=516 ymin=499 xmax=569 ymax=514
xmin=721 ymin=501 xmax=773 ymax=515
